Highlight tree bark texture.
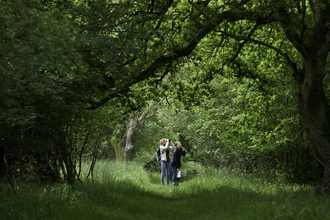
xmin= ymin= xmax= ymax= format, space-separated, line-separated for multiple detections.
xmin=123 ymin=118 xmax=134 ymax=163
xmin=298 ymin=59 xmax=330 ymax=194
xmin=112 ymin=107 xmax=157 ymax=162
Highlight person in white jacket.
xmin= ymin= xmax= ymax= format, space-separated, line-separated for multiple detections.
xmin=159 ymin=138 xmax=175 ymax=185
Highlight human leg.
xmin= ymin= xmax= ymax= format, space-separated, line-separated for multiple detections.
xmin=165 ymin=162 xmax=171 ymax=184
xmin=161 ymin=161 xmax=166 ymax=184
xmin=176 ymin=169 xmax=180 ymax=185
xmin=171 ymin=166 xmax=177 ymax=185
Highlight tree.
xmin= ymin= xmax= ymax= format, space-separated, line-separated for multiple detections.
xmin=3 ymin=0 xmax=330 ymax=194
xmin=0 ymin=0 xmax=169 ymax=184
xmin=0 ymin=0 xmax=85 ymax=184
xmin=99 ymin=0 xmax=330 ymax=194
xmin=111 ymin=104 xmax=159 ymax=162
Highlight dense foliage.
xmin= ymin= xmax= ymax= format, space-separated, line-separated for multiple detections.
xmin=1 ymin=0 xmax=330 ymax=193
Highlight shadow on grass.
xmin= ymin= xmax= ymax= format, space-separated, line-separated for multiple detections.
xmin=69 ymin=177 xmax=315 ymax=220
xmin=1 ymin=174 xmax=325 ymax=220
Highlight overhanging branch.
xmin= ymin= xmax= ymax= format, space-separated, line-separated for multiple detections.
xmin=88 ymin=7 xmax=284 ymax=110
xmin=219 ymin=30 xmax=299 ymax=74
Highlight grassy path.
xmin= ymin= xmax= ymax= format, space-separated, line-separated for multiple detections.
xmin=1 ymin=161 xmax=330 ymax=220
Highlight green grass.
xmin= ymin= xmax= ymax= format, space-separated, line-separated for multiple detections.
xmin=1 ymin=160 xmax=330 ymax=220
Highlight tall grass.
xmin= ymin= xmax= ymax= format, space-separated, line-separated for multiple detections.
xmin=1 ymin=160 xmax=330 ymax=220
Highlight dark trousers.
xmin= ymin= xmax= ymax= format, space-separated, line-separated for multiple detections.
xmin=171 ymin=166 xmax=179 ymax=185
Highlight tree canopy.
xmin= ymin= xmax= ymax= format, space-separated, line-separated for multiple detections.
xmin=2 ymin=0 xmax=330 ymax=193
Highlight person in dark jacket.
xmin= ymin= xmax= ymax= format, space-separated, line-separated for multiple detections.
xmin=170 ymin=141 xmax=186 ymax=186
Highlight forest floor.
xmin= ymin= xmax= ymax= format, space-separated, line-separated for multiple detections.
xmin=1 ymin=160 xmax=330 ymax=220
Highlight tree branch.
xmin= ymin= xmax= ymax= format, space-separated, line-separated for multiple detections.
xmin=219 ymin=30 xmax=299 ymax=74
xmin=155 ymin=62 xmax=172 ymax=88
xmin=188 ymin=0 xmax=212 ymax=21
xmin=88 ymin=8 xmax=282 ymax=110
xmin=229 ymin=23 xmax=260 ymax=63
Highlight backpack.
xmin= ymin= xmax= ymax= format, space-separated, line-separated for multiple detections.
xmin=156 ymin=147 xmax=161 ymax=164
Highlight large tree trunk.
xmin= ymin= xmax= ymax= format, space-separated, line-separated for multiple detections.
xmin=111 ymin=119 xmax=134 ymax=162
xmin=111 ymin=106 xmax=158 ymax=162
xmin=298 ymin=59 xmax=330 ymax=194
xmin=123 ymin=118 xmax=134 ymax=163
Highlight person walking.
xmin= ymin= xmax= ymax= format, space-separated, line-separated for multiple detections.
xmin=170 ymin=141 xmax=186 ymax=186
xmin=159 ymin=138 xmax=174 ymax=185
